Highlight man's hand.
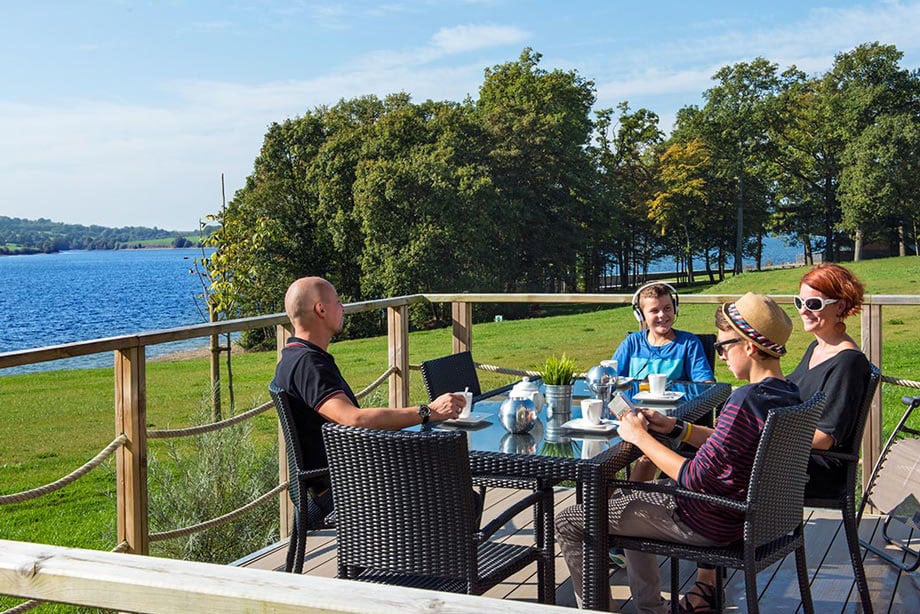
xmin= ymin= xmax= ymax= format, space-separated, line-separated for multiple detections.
xmin=640 ymin=409 xmax=676 ymax=434
xmin=428 ymin=392 xmax=465 ymax=422
xmin=617 ymin=410 xmax=651 ymax=445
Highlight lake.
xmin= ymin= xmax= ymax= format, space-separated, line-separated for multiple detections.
xmin=1 ymin=239 xmax=802 ymax=375
xmin=1 ymin=249 xmax=214 ymax=374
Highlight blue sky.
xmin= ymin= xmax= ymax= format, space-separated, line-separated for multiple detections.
xmin=2 ymin=1 xmax=919 ymax=230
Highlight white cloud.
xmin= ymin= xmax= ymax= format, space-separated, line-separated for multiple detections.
xmin=431 ymin=24 xmax=528 ymax=54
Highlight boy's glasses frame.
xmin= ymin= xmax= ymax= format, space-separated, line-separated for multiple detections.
xmin=793 ymin=295 xmax=839 ymax=312
xmin=714 ymin=338 xmax=741 ymax=357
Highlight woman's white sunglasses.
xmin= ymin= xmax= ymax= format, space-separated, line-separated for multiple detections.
xmin=793 ymin=295 xmax=839 ymax=312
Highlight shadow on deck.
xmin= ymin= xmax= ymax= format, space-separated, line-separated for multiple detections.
xmin=237 ymin=487 xmax=919 ymax=612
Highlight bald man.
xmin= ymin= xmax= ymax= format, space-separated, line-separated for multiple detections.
xmin=272 ymin=276 xmax=467 ymax=510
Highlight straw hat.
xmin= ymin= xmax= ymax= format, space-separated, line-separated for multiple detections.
xmin=721 ymin=292 xmax=792 ymax=358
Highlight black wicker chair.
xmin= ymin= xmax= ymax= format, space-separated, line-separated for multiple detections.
xmin=419 ymin=351 xmax=515 ymax=403
xmin=269 ymin=381 xmax=335 ymax=574
xmin=607 ymin=392 xmax=825 ymax=614
xmin=803 ymin=363 xmax=880 ymax=612
xmin=322 ymin=423 xmax=555 ymax=602
xmin=857 ymin=394 xmax=920 ymax=573
xmin=694 ymin=333 xmax=717 ymax=372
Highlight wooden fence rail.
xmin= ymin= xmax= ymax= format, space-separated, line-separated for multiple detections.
xmin=0 ymin=539 xmax=569 ymax=613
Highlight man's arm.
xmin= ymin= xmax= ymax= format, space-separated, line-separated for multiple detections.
xmin=316 ymin=391 xmax=465 ymax=429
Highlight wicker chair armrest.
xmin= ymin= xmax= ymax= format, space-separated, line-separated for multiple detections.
xmin=607 ymin=478 xmax=747 ymax=512
xmin=810 ymin=449 xmax=858 ymax=463
xmin=476 ymin=488 xmax=552 ymax=543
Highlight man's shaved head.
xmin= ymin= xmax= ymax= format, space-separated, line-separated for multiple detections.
xmin=285 ymin=276 xmax=336 ymax=329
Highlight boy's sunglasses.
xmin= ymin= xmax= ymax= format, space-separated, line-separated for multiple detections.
xmin=714 ymin=338 xmax=741 ymax=357
xmin=793 ymin=295 xmax=839 ymax=312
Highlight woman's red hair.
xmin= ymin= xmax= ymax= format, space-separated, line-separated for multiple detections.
xmin=800 ymin=263 xmax=865 ymax=318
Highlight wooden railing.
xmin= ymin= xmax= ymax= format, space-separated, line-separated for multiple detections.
xmin=0 ymin=539 xmax=569 ymax=613
xmin=2 ymin=292 xmax=918 ymax=565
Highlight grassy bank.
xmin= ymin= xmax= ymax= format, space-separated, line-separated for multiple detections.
xmin=2 ymin=257 xmax=920 ymax=611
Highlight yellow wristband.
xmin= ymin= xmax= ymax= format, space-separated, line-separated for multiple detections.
xmin=681 ymin=422 xmax=694 ymax=443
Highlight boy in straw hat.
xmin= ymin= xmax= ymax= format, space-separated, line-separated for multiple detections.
xmin=556 ymin=293 xmax=799 ymax=612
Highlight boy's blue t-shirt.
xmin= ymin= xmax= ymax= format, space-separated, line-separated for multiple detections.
xmin=612 ymin=329 xmax=714 ymax=382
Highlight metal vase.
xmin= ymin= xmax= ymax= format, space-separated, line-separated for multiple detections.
xmin=544 ymin=383 xmax=573 ymax=419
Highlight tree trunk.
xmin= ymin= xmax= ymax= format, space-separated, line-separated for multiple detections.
xmin=755 ymin=231 xmax=763 ymax=271
xmin=853 ymin=227 xmax=864 ymax=262
xmin=802 ymin=234 xmax=813 ymax=266
xmin=899 ymin=223 xmax=906 ymax=257
xmin=823 ymin=174 xmax=835 ymax=262
xmin=734 ymin=173 xmax=744 ymax=274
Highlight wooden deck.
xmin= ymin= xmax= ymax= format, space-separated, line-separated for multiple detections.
xmin=237 ymin=487 xmax=919 ymax=612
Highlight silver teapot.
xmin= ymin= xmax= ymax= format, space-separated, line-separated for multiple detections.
xmin=586 ymin=360 xmax=618 ymax=404
xmin=499 ymin=397 xmax=538 ymax=433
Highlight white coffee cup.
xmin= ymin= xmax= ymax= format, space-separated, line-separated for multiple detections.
xmin=581 ymin=398 xmax=603 ymax=425
xmin=648 ymin=373 xmax=667 ymax=397
xmin=458 ymin=391 xmax=474 ymax=419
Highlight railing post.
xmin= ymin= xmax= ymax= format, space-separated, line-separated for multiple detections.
xmin=276 ymin=324 xmax=293 ymax=542
xmin=115 ymin=345 xmax=148 ymax=555
xmin=387 ymin=304 xmax=409 ymax=407
xmin=451 ymin=301 xmax=472 ymax=354
xmin=861 ymin=303 xmax=883 ymax=499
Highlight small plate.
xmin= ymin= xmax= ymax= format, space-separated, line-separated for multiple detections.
xmin=442 ymin=412 xmax=491 ymax=426
xmin=632 ymin=390 xmax=685 ymax=403
xmin=560 ymin=417 xmax=620 ymax=433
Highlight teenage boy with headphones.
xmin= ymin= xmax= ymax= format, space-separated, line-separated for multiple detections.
xmin=612 ymin=282 xmax=714 ymax=383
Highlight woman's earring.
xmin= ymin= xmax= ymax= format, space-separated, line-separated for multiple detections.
xmin=834 ymin=320 xmax=846 ymax=334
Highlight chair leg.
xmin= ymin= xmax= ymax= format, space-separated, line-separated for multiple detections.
xmin=670 ymin=557 xmax=680 ymax=614
xmin=843 ymin=502 xmax=873 ymax=613
xmin=284 ymin=515 xmax=298 ymax=572
xmin=744 ymin=566 xmax=759 ymax=614
xmin=795 ymin=544 xmax=815 ymax=614
xmin=293 ymin=511 xmax=308 ymax=574
xmin=714 ymin=568 xmax=724 ymax=612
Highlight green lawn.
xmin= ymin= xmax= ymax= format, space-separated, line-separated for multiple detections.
xmin=2 ymin=256 xmax=920 ymax=612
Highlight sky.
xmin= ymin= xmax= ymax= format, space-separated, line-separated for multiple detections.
xmin=1 ymin=1 xmax=919 ymax=231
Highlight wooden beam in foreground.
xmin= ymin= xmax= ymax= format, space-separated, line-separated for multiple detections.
xmin=0 ymin=540 xmax=570 ymax=614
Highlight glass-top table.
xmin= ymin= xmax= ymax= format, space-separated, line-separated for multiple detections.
xmin=411 ymin=379 xmax=732 ymax=610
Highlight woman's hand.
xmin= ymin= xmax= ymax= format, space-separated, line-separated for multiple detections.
xmin=640 ymin=409 xmax=676 ymax=434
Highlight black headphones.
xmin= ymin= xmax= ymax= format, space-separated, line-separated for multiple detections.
xmin=631 ymin=281 xmax=680 ymax=324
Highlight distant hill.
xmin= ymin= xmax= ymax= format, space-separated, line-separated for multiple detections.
xmin=0 ymin=216 xmax=217 ymax=255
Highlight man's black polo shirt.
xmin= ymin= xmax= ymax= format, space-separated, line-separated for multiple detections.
xmin=273 ymin=337 xmax=359 ymax=492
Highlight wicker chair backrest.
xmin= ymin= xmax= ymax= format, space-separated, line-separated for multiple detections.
xmin=323 ymin=424 xmax=476 ymax=579
xmin=745 ymin=391 xmax=824 ymax=548
xmin=420 ymin=351 xmax=482 ymax=401
xmin=269 ymin=381 xmax=307 ymax=508
xmin=841 ymin=363 xmax=881 ymax=456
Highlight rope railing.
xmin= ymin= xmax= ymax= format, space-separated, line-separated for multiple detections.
xmin=148 ymin=482 xmax=288 ymax=542
xmin=148 ymin=401 xmax=274 ymax=439
xmin=881 ymin=374 xmax=920 ymax=390
xmin=0 ymin=434 xmax=127 ymax=506
xmin=355 ymin=366 xmax=397 ymax=400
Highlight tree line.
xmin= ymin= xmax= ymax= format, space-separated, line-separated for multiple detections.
xmin=0 ymin=216 xmax=206 ymax=254
xmin=205 ymin=43 xmax=920 ymax=341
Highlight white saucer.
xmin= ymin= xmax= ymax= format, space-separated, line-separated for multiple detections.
xmin=632 ymin=390 xmax=685 ymax=403
xmin=560 ymin=417 xmax=620 ymax=433
xmin=442 ymin=412 xmax=491 ymax=426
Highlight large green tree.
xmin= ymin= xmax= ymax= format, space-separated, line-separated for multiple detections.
xmin=476 ymin=48 xmax=596 ymax=292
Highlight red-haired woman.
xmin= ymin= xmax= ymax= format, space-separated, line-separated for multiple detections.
xmin=787 ymin=262 xmax=872 ymax=498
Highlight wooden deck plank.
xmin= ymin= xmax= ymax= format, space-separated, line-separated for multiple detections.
xmin=236 ymin=488 xmax=915 ymax=612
